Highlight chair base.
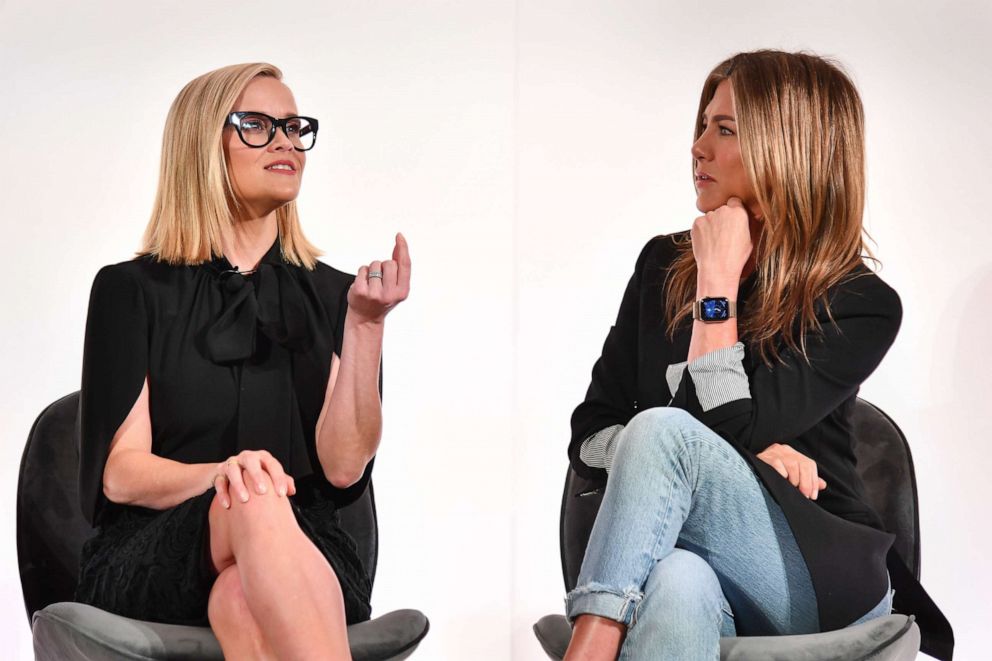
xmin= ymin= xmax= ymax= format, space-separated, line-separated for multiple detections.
xmin=34 ymin=602 xmax=429 ymax=661
xmin=533 ymin=613 xmax=920 ymax=661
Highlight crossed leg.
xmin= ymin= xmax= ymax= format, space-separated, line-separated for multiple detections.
xmin=564 ymin=407 xmax=819 ymax=661
xmin=206 ymin=471 xmax=352 ymax=661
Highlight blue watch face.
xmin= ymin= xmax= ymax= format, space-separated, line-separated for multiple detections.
xmin=701 ymin=297 xmax=730 ymax=321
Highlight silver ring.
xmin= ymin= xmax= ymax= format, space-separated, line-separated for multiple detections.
xmin=368 ymin=271 xmax=383 ymax=279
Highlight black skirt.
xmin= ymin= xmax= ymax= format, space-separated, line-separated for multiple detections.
xmin=75 ymin=484 xmax=372 ymax=627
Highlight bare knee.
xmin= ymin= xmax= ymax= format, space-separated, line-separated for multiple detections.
xmin=208 ymin=492 xmax=235 ymax=573
xmin=213 ymin=479 xmax=302 ymax=562
xmin=208 ymin=565 xmax=251 ymax=631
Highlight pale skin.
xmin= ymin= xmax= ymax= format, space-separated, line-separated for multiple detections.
xmin=564 ymin=79 xmax=827 ymax=661
xmin=101 ymin=75 xmax=411 ymax=660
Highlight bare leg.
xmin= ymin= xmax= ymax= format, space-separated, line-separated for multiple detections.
xmin=208 ymin=473 xmax=352 ymax=661
xmin=208 ymin=564 xmax=278 ymax=660
xmin=563 ymin=615 xmax=625 ymax=661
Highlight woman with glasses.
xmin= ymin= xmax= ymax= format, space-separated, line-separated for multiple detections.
xmin=562 ymin=50 xmax=951 ymax=660
xmin=74 ymin=63 xmax=410 ymax=660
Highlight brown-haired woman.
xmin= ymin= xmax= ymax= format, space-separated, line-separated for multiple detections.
xmin=75 ymin=63 xmax=410 ymax=660
xmin=562 ymin=50 xmax=952 ymax=661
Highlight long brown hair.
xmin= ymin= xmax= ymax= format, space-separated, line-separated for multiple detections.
xmin=664 ymin=49 xmax=877 ymax=365
xmin=139 ymin=63 xmax=321 ymax=268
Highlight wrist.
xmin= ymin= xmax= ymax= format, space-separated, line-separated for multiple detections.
xmin=346 ymin=313 xmax=386 ymax=331
xmin=695 ymin=279 xmax=739 ymax=299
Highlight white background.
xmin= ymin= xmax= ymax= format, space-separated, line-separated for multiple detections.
xmin=1 ymin=1 xmax=988 ymax=659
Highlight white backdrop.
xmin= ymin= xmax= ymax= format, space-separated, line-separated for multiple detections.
xmin=2 ymin=1 xmax=989 ymax=659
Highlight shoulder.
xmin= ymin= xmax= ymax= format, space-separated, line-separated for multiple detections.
xmin=94 ymin=252 xmax=190 ymax=280
xmin=633 ymin=230 xmax=690 ymax=282
xmin=310 ymin=260 xmax=356 ymax=299
xmin=83 ymin=258 xmax=164 ymax=330
xmin=89 ymin=254 xmax=185 ymax=299
xmin=89 ymin=257 xmax=155 ymax=296
xmin=828 ymin=264 xmax=903 ymax=323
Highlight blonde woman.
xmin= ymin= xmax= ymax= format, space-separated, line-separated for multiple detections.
xmin=563 ymin=50 xmax=952 ymax=661
xmin=75 ymin=63 xmax=410 ymax=660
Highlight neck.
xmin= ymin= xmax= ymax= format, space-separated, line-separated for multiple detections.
xmin=221 ymin=212 xmax=279 ymax=272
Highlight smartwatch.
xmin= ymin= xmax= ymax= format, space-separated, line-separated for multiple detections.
xmin=692 ymin=297 xmax=737 ymax=323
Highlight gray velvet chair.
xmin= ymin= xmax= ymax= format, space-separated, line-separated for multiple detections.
xmin=533 ymin=398 xmax=922 ymax=660
xmin=18 ymin=391 xmax=430 ymax=660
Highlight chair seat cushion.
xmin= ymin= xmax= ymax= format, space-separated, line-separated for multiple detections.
xmin=34 ymin=602 xmax=429 ymax=661
xmin=533 ymin=613 xmax=919 ymax=661
xmin=719 ymin=614 xmax=920 ymax=660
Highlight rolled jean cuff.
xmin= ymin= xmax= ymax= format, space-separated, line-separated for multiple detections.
xmin=564 ymin=583 xmax=643 ymax=628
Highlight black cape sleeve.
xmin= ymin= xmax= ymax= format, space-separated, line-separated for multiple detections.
xmin=76 ymin=263 xmax=148 ymax=526
xmin=314 ymin=270 xmax=377 ymax=507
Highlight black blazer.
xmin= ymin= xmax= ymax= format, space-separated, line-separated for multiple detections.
xmin=569 ymin=232 xmax=953 ymax=660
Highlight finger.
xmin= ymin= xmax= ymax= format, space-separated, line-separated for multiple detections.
xmin=818 ymin=478 xmax=828 ymax=490
xmin=242 ymin=454 xmax=268 ymax=495
xmin=726 ymin=196 xmax=744 ymax=208
xmin=811 ymin=464 xmax=820 ymax=500
xmin=353 ymin=265 xmax=369 ymax=297
xmin=213 ymin=466 xmax=231 ymax=509
xmin=260 ymin=454 xmax=290 ymax=497
xmin=393 ymin=232 xmax=411 ymax=268
xmin=367 ymin=260 xmax=383 ymax=293
xmin=226 ymin=462 xmax=250 ymax=503
xmin=785 ymin=460 xmax=801 ymax=488
xmin=288 ymin=475 xmax=297 ymax=496
xmin=382 ymin=259 xmax=399 ymax=293
xmin=771 ymin=459 xmax=789 ymax=480
xmin=394 ymin=232 xmax=412 ymax=292
xmin=799 ymin=461 xmax=813 ymax=499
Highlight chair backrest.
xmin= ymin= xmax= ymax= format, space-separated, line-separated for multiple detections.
xmin=559 ymin=398 xmax=921 ymax=592
xmin=849 ymin=399 xmax=920 ymax=576
xmin=17 ymin=391 xmax=379 ymax=623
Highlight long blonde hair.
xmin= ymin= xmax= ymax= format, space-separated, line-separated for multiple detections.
xmin=664 ymin=49 xmax=877 ymax=365
xmin=139 ymin=62 xmax=321 ymax=268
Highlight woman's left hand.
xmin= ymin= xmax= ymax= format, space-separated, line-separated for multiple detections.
xmin=756 ymin=443 xmax=828 ymax=500
xmin=348 ymin=233 xmax=412 ymax=324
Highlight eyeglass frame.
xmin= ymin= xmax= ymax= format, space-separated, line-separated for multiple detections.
xmin=224 ymin=111 xmax=319 ymax=151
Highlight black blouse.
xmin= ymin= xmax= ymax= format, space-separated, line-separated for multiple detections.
xmin=569 ymin=232 xmax=953 ymax=660
xmin=77 ymin=235 xmax=373 ymax=528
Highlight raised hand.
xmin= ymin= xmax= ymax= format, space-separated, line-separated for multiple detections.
xmin=756 ymin=443 xmax=828 ymax=500
xmin=347 ymin=233 xmax=412 ymax=324
xmin=690 ymin=196 xmax=753 ymax=282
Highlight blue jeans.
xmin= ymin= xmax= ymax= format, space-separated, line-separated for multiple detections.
xmin=564 ymin=407 xmax=892 ymax=660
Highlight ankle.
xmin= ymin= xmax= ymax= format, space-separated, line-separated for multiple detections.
xmin=564 ymin=615 xmax=625 ymax=661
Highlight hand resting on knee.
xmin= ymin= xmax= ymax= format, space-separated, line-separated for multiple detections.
xmin=213 ymin=449 xmax=297 ymax=509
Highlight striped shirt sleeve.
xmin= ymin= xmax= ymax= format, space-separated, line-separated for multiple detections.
xmin=581 ymin=343 xmax=748 ymax=473
xmin=578 ymin=424 xmax=625 ymax=472
xmin=684 ymin=342 xmax=750 ymax=411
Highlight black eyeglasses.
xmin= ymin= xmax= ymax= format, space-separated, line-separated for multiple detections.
xmin=225 ymin=111 xmax=319 ymax=151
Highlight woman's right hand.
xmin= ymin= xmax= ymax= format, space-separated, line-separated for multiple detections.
xmin=212 ymin=450 xmax=297 ymax=509
xmin=690 ymin=196 xmax=753 ymax=282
